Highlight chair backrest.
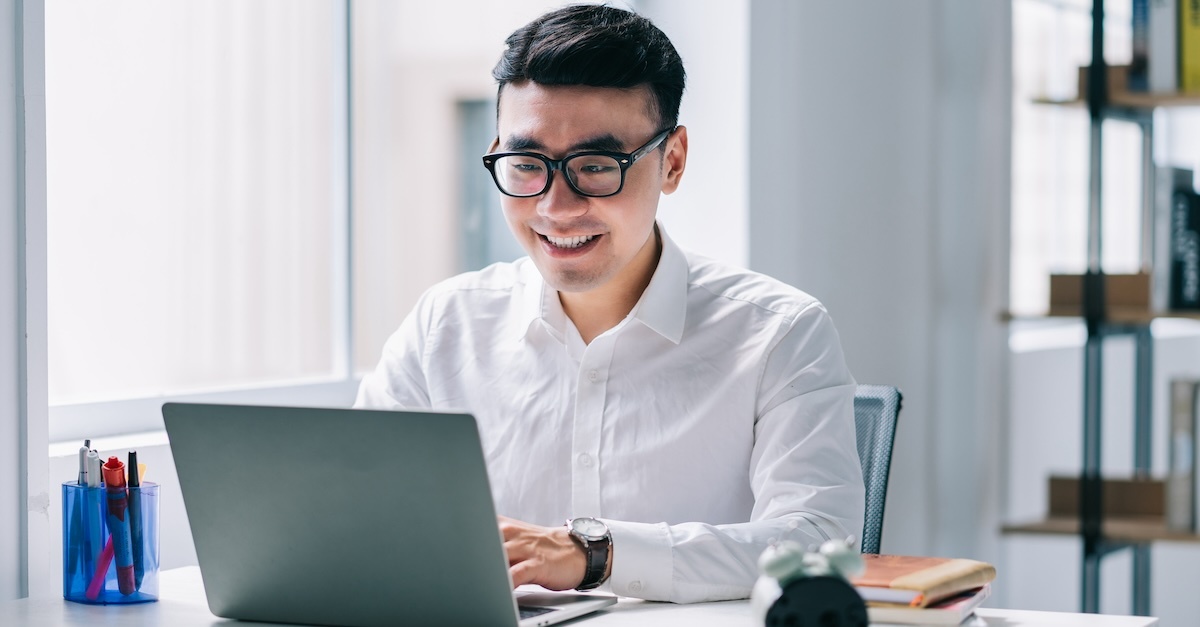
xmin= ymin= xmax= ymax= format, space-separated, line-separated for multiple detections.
xmin=852 ymin=384 xmax=902 ymax=554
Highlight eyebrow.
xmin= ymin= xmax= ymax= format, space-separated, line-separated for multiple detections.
xmin=503 ymin=133 xmax=627 ymax=154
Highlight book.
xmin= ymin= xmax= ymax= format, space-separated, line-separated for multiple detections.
xmin=867 ymin=584 xmax=991 ymax=626
xmin=1130 ymin=0 xmax=1150 ymax=91
xmin=851 ymin=554 xmax=996 ymax=608
xmin=1149 ymin=0 xmax=1179 ymax=92
xmin=1153 ymin=167 xmax=1194 ymax=311
xmin=1169 ymin=188 xmax=1200 ymax=310
xmin=1185 ymin=0 xmax=1200 ymax=92
xmin=1168 ymin=380 xmax=1199 ymax=531
xmin=1132 ymin=0 xmax=1181 ymax=92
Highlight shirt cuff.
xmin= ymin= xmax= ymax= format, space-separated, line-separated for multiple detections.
xmin=602 ymin=519 xmax=673 ymax=601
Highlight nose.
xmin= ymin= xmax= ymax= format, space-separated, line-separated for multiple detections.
xmin=536 ymin=170 xmax=590 ymax=219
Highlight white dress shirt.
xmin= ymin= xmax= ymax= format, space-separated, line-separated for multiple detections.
xmin=355 ymin=224 xmax=864 ymax=603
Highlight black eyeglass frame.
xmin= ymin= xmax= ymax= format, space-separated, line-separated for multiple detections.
xmin=481 ymin=126 xmax=677 ymax=198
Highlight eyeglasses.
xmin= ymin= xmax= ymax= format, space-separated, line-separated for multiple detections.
xmin=481 ymin=127 xmax=675 ymax=198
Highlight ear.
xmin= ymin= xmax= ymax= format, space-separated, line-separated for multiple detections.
xmin=486 ymin=136 xmax=500 ymax=153
xmin=660 ymin=126 xmax=688 ymax=195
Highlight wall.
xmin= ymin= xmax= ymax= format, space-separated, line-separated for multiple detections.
xmin=641 ymin=0 xmax=749 ymax=266
xmin=747 ymin=0 xmax=1011 ymax=563
xmin=2 ymin=0 xmax=24 ymax=602
xmin=4 ymin=0 xmax=50 ymax=600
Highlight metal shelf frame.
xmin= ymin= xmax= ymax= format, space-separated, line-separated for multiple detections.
xmin=1080 ymin=0 xmax=1153 ymax=616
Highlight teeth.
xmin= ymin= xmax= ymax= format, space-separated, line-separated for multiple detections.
xmin=546 ymin=234 xmax=596 ymax=249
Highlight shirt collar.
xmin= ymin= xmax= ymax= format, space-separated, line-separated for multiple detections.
xmin=630 ymin=223 xmax=687 ymax=344
xmin=515 ymin=221 xmax=688 ymax=345
xmin=516 ymin=258 xmax=560 ymax=341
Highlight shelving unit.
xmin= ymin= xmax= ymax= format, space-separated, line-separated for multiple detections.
xmin=1001 ymin=0 xmax=1200 ymax=616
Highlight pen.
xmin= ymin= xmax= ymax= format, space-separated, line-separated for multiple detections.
xmin=77 ymin=440 xmax=89 ymax=485
xmin=84 ymin=450 xmax=103 ymax=567
xmin=127 ymin=450 xmax=143 ymax=590
xmin=101 ymin=456 xmax=136 ymax=595
xmin=68 ymin=439 xmax=90 ymax=576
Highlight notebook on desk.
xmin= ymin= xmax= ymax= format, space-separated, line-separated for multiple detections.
xmin=162 ymin=403 xmax=616 ymax=627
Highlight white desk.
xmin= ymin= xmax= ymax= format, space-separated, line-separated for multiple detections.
xmin=0 ymin=567 xmax=1159 ymax=626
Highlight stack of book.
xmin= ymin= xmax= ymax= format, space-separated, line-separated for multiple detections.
xmin=1129 ymin=0 xmax=1200 ymax=93
xmin=850 ymin=554 xmax=996 ymax=626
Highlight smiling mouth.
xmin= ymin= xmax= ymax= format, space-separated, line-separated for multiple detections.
xmin=542 ymin=234 xmax=599 ymax=249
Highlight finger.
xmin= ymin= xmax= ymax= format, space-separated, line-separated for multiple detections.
xmin=503 ymin=539 xmax=528 ymax=564
xmin=509 ymin=561 xmax=538 ymax=588
xmin=498 ymin=519 xmax=522 ymax=540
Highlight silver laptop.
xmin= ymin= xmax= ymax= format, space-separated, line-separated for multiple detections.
xmin=163 ymin=403 xmax=617 ymax=627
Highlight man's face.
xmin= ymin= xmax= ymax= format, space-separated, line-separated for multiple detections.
xmin=493 ymin=82 xmax=685 ymax=296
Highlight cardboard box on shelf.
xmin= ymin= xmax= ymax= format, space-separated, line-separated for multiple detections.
xmin=1048 ymin=475 xmax=1165 ymax=518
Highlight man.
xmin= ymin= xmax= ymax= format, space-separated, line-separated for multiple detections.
xmin=355 ymin=4 xmax=864 ymax=604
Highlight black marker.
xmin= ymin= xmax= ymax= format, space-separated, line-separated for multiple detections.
xmin=127 ymin=450 xmax=144 ymax=590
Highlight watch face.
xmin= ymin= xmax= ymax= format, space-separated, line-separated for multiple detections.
xmin=571 ymin=517 xmax=608 ymax=539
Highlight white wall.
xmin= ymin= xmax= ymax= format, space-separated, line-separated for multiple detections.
xmin=4 ymin=0 xmax=50 ymax=601
xmin=3 ymin=0 xmax=50 ymax=598
xmin=747 ymin=0 xmax=1011 ymax=564
xmin=641 ymin=0 xmax=749 ymax=266
xmin=2 ymin=0 xmax=25 ymax=602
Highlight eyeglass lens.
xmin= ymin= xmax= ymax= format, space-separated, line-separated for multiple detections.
xmin=492 ymin=154 xmax=624 ymax=197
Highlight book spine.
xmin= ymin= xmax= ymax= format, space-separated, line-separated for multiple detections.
xmin=1131 ymin=0 xmax=1151 ymax=91
xmin=1150 ymin=0 xmax=1179 ymax=92
xmin=1153 ymin=168 xmax=1194 ymax=312
xmin=1184 ymin=0 xmax=1200 ymax=92
xmin=1167 ymin=380 xmax=1198 ymax=531
xmin=1169 ymin=188 xmax=1200 ymax=309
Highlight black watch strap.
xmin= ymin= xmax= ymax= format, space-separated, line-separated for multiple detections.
xmin=577 ymin=535 xmax=609 ymax=590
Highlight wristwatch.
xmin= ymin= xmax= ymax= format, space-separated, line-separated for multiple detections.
xmin=566 ymin=517 xmax=611 ymax=591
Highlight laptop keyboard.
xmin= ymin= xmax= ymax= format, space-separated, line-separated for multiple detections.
xmin=518 ymin=605 xmax=557 ymax=619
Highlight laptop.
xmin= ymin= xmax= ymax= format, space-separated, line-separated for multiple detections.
xmin=163 ymin=403 xmax=617 ymax=627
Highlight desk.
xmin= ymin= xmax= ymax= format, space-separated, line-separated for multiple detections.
xmin=0 ymin=567 xmax=1159 ymax=626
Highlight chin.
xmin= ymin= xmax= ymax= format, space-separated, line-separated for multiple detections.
xmin=542 ymin=266 xmax=609 ymax=294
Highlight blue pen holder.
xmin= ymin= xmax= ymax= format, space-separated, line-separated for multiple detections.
xmin=62 ymin=481 xmax=160 ymax=604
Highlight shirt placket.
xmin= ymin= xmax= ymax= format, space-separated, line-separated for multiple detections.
xmin=571 ymin=332 xmax=616 ymax=517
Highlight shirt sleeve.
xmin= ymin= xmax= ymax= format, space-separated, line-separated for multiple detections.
xmin=604 ymin=302 xmax=864 ymax=603
xmin=354 ymin=290 xmax=436 ymax=410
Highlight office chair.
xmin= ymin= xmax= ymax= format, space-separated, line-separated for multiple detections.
xmin=853 ymin=384 xmax=903 ymax=555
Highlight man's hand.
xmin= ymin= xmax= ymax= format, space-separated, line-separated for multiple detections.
xmin=498 ymin=516 xmax=586 ymax=590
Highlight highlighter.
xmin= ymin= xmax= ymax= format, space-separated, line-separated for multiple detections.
xmin=101 ymin=457 xmax=136 ymax=595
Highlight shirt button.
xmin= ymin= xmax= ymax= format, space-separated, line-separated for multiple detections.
xmin=578 ymin=453 xmax=594 ymax=467
xmin=588 ymin=369 xmax=600 ymax=382
xmin=629 ymin=580 xmax=643 ymax=593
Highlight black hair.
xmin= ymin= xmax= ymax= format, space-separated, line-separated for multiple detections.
xmin=492 ymin=4 xmax=686 ymax=129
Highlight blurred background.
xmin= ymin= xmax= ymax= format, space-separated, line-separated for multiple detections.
xmin=5 ymin=0 xmax=1200 ymax=621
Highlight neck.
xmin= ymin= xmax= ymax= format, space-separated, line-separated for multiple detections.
xmin=560 ymin=227 xmax=662 ymax=344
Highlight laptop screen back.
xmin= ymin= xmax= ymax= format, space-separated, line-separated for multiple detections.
xmin=164 ymin=403 xmax=523 ymax=627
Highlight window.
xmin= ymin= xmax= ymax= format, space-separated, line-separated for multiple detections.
xmin=47 ymin=1 xmax=347 ymax=406
xmin=46 ymin=0 xmax=592 ymax=440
